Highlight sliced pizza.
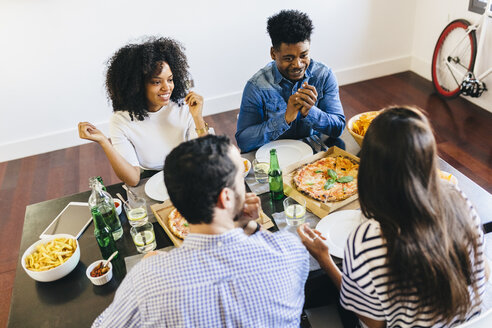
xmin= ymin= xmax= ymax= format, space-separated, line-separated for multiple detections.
xmin=167 ymin=208 xmax=190 ymax=239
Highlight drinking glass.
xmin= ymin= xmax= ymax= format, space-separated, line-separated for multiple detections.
xmin=283 ymin=197 xmax=306 ymax=226
xmin=130 ymin=222 xmax=157 ymax=253
xmin=124 ymin=197 xmax=148 ymax=227
xmin=253 ymin=159 xmax=269 ymax=184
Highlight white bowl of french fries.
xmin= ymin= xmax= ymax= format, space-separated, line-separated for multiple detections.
xmin=347 ymin=111 xmax=380 ymax=147
xmin=21 ymin=234 xmax=80 ymax=282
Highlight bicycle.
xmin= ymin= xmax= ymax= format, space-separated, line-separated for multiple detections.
xmin=431 ymin=0 xmax=492 ymax=99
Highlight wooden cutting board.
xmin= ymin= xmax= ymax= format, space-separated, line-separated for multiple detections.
xmin=151 ymin=200 xmax=274 ymax=247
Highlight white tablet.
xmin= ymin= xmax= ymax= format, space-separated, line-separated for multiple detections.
xmin=40 ymin=202 xmax=93 ymax=239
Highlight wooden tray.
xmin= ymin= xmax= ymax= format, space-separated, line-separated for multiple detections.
xmin=151 ymin=200 xmax=274 ymax=247
xmin=151 ymin=199 xmax=183 ymax=246
xmin=282 ymin=146 xmax=360 ymax=218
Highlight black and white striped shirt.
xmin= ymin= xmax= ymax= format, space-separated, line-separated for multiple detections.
xmin=340 ymin=195 xmax=486 ymax=327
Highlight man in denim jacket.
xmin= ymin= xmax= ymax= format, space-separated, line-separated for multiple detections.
xmin=235 ymin=10 xmax=345 ymax=153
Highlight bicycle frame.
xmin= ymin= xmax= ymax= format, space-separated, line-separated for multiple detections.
xmin=445 ymin=0 xmax=492 ymax=81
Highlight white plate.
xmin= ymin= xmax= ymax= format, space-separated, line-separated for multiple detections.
xmin=316 ymin=210 xmax=366 ymax=259
xmin=144 ymin=171 xmax=169 ymax=202
xmin=255 ymin=139 xmax=313 ymax=169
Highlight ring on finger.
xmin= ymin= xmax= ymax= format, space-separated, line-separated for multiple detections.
xmin=312 ymin=236 xmax=318 ymax=241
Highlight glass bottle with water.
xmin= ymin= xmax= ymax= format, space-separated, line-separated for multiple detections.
xmin=88 ymin=177 xmax=123 ymax=240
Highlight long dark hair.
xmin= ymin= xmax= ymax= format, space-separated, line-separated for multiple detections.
xmin=358 ymin=106 xmax=481 ymax=324
xmin=105 ymin=37 xmax=190 ymax=121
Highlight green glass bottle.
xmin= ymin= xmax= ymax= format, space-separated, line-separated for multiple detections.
xmin=96 ymin=176 xmax=107 ymax=192
xmin=88 ymin=177 xmax=123 ymax=240
xmin=268 ymin=148 xmax=284 ymax=200
xmin=89 ymin=178 xmax=126 ymax=276
xmin=91 ymin=206 xmax=126 ymax=277
xmin=91 ymin=205 xmax=118 ymax=259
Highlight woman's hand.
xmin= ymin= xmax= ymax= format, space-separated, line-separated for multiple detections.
xmin=78 ymin=121 xmax=140 ymax=186
xmin=184 ymin=91 xmax=204 ymax=118
xmin=297 ymin=223 xmax=329 ymax=261
xmin=78 ymin=122 xmax=109 ymax=144
xmin=298 ymin=223 xmax=343 ymax=290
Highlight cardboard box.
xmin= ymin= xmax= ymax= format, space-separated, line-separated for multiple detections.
xmin=282 ymin=146 xmax=360 ymax=218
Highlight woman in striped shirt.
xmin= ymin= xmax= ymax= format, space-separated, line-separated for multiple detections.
xmin=298 ymin=106 xmax=489 ymax=327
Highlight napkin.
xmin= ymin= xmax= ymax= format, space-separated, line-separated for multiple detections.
xmin=272 ymin=212 xmax=322 ymax=272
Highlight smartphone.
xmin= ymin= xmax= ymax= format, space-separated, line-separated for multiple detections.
xmin=40 ymin=202 xmax=92 ymax=239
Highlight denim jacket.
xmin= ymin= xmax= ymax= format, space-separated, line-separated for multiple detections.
xmin=235 ymin=60 xmax=345 ymax=153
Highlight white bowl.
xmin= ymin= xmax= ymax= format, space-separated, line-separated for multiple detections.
xmin=242 ymin=158 xmax=252 ymax=178
xmin=21 ymin=234 xmax=80 ymax=282
xmin=114 ymin=198 xmax=122 ymax=215
xmin=439 ymin=170 xmax=458 ymax=185
xmin=86 ymin=260 xmax=113 ymax=286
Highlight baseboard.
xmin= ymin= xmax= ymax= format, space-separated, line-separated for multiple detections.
xmin=0 ymin=55 xmax=434 ymax=162
xmin=0 ymin=122 xmax=111 ymax=163
xmin=410 ymin=55 xmax=431 ymax=81
xmin=335 ymin=55 xmax=412 ymax=86
xmin=202 ymin=91 xmax=242 ymax=116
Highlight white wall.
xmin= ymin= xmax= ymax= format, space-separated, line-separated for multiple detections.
xmin=0 ymin=0 xmax=418 ymax=162
xmin=411 ymin=0 xmax=492 ymax=112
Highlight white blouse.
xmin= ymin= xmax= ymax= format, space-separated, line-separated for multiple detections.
xmin=109 ymin=102 xmax=197 ymax=170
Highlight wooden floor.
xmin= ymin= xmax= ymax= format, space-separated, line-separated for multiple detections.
xmin=1 ymin=71 xmax=491 ymax=326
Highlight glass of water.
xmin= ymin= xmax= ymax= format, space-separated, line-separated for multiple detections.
xmin=253 ymin=159 xmax=269 ymax=184
xmin=124 ymin=197 xmax=148 ymax=227
xmin=283 ymin=197 xmax=306 ymax=226
xmin=130 ymin=222 xmax=157 ymax=253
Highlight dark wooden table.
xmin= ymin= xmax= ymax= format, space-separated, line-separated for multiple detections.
xmin=8 ymin=137 xmax=492 ymax=327
xmin=7 ymin=183 xmax=174 ymax=327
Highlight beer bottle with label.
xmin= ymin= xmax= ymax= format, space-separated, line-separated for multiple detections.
xmin=268 ymin=148 xmax=284 ymax=200
xmin=88 ymin=177 xmax=123 ymax=240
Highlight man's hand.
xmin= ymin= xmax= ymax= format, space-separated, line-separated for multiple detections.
xmin=240 ymin=193 xmax=261 ymax=222
xmin=235 ymin=193 xmax=262 ymax=235
xmin=285 ymin=94 xmax=301 ymax=123
xmin=295 ymin=82 xmax=318 ymax=117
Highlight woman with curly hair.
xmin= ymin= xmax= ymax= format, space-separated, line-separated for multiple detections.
xmin=78 ymin=37 xmax=209 ymax=186
xmin=298 ymin=106 xmax=489 ymax=327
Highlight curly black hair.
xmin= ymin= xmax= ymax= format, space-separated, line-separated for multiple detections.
xmin=267 ymin=10 xmax=314 ymax=49
xmin=105 ymin=37 xmax=190 ymax=121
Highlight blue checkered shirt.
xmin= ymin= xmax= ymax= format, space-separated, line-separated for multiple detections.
xmin=92 ymin=228 xmax=309 ymax=327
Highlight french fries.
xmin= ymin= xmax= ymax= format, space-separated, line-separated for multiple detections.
xmin=351 ymin=112 xmax=379 ymax=136
xmin=439 ymin=170 xmax=457 ymax=184
xmin=25 ymin=237 xmax=77 ymax=272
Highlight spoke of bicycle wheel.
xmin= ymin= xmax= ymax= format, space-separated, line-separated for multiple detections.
xmin=445 ymin=64 xmax=460 ymax=88
xmin=456 ymin=61 xmax=469 ymax=70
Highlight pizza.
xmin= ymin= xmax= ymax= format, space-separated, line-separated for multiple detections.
xmin=293 ymin=156 xmax=359 ymax=202
xmin=168 ymin=208 xmax=190 ymax=239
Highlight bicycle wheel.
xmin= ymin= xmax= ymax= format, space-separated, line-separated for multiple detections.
xmin=431 ymin=19 xmax=477 ymax=99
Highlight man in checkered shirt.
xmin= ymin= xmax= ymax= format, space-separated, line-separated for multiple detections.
xmin=92 ymin=135 xmax=309 ymax=327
